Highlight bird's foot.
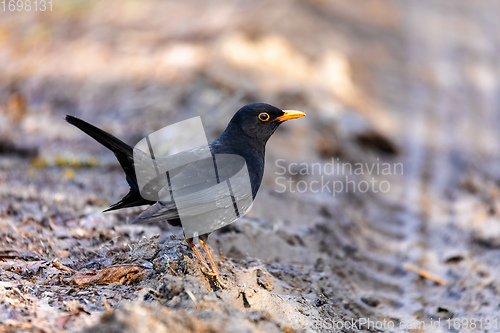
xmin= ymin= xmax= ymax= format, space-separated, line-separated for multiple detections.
xmin=213 ymin=274 xmax=228 ymax=289
xmin=201 ymin=267 xmax=216 ymax=276
xmin=201 ymin=268 xmax=227 ymax=289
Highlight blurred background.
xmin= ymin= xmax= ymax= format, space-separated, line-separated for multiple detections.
xmin=1 ymin=0 xmax=500 ymax=332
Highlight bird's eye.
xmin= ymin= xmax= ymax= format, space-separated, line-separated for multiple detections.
xmin=258 ymin=113 xmax=270 ymax=121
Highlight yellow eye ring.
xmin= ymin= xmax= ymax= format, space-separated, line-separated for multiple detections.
xmin=258 ymin=113 xmax=270 ymax=121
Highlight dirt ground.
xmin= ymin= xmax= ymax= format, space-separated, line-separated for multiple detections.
xmin=1 ymin=1 xmax=500 ymax=332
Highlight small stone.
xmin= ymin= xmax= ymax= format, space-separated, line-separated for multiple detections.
xmin=361 ymin=296 xmax=380 ymax=307
xmin=202 ymin=293 xmax=217 ymax=302
xmin=436 ymin=307 xmax=454 ymax=319
xmin=256 ymin=269 xmax=273 ymax=291
xmin=314 ymin=295 xmax=328 ymax=307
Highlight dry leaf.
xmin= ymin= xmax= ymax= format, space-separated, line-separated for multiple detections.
xmin=65 ymin=265 xmax=151 ymax=287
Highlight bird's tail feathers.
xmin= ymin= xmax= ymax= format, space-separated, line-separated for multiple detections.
xmin=66 ymin=115 xmax=151 ymax=210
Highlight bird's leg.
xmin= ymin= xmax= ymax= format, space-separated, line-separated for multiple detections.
xmin=185 ymin=238 xmax=210 ymax=271
xmin=199 ymin=238 xmax=227 ymax=288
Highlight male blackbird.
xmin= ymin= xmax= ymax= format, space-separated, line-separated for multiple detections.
xmin=66 ymin=103 xmax=305 ymax=287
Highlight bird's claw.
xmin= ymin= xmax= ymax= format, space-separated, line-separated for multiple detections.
xmin=201 ymin=267 xmax=216 ymax=276
xmin=214 ymin=275 xmax=227 ymax=289
xmin=201 ymin=268 xmax=227 ymax=289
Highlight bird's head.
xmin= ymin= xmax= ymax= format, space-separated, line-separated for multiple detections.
xmin=225 ymin=103 xmax=306 ymax=144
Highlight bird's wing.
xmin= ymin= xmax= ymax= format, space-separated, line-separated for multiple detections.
xmin=131 ymin=200 xmax=179 ymax=224
xmin=132 ymin=145 xmax=213 ymax=201
xmin=131 ymin=153 xmax=253 ymax=236
xmin=134 ymin=145 xmax=247 ymax=200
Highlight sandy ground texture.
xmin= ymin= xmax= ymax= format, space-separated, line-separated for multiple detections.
xmin=2 ymin=0 xmax=500 ymax=332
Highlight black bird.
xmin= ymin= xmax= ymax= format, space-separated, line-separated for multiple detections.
xmin=66 ymin=103 xmax=305 ymax=287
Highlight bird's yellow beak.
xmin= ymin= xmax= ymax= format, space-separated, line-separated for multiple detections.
xmin=275 ymin=110 xmax=306 ymax=122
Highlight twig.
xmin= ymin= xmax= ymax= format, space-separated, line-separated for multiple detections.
xmin=51 ymin=259 xmax=75 ymax=274
xmin=12 ymin=287 xmax=27 ymax=301
xmin=404 ymin=263 xmax=447 ymax=285
xmin=166 ymin=257 xmax=176 ymax=275
xmin=185 ymin=289 xmax=199 ymax=310
xmin=48 ymin=217 xmax=57 ymax=230
xmin=102 ymin=298 xmax=112 ymax=312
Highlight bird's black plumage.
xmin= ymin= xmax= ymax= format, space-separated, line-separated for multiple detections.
xmin=66 ymin=103 xmax=305 ymax=287
xmin=67 ymin=103 xmax=296 ymax=217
